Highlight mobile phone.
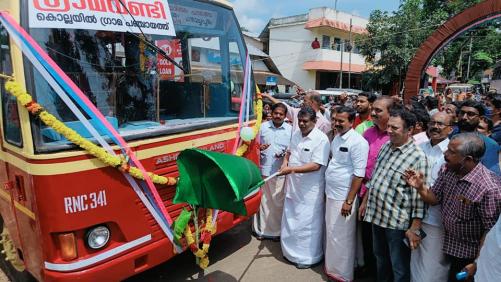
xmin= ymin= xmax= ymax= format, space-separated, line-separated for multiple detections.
xmin=403 ymin=228 xmax=427 ymax=248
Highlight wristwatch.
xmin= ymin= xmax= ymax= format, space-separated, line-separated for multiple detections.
xmin=345 ymin=199 xmax=353 ymax=205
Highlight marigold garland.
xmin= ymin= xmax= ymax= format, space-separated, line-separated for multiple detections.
xmin=6 ymin=76 xmax=261 ymax=270
xmin=4 ymin=79 xmax=176 ymax=186
xmin=183 ymin=209 xmax=217 ymax=269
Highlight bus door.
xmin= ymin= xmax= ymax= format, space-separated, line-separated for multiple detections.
xmin=0 ymin=23 xmax=41 ymax=279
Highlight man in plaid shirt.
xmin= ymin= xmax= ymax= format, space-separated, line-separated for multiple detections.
xmin=359 ymin=107 xmax=428 ymax=282
xmin=405 ymin=132 xmax=501 ymax=281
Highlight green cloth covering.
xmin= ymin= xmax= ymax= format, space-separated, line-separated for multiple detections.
xmin=355 ymin=120 xmax=374 ymax=135
xmin=173 ymin=208 xmax=192 ymax=245
xmin=174 ymin=148 xmax=263 ymax=215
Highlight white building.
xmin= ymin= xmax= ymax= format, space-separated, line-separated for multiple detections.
xmin=260 ymin=7 xmax=369 ymax=90
xmin=243 ymin=32 xmax=296 ymax=93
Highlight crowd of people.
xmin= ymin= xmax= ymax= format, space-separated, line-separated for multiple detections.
xmin=251 ymin=89 xmax=501 ymax=282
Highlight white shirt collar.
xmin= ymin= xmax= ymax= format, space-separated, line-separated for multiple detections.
xmin=267 ymin=120 xmax=286 ymax=130
xmin=432 ymin=138 xmax=449 ymax=153
xmin=302 ymin=127 xmax=319 ymax=140
xmin=339 ymin=128 xmax=355 ymax=141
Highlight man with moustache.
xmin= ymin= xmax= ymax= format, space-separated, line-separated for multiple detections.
xmin=360 ymin=108 xmax=428 ymax=282
xmin=410 ymin=112 xmax=453 ymax=282
xmin=262 ymin=91 xmax=331 ymax=134
xmin=404 ymin=133 xmax=501 ymax=282
xmin=326 ymin=106 xmax=340 ymax=142
xmin=356 ymin=96 xmax=394 ymax=276
xmin=253 ymin=103 xmax=292 ymax=241
xmin=279 ymin=106 xmax=330 ymax=269
xmin=354 ymin=92 xmax=377 ymax=134
xmin=455 ymin=100 xmax=500 ymax=175
xmin=324 ymin=107 xmax=369 ymax=281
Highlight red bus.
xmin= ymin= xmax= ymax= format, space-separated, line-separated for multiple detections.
xmin=0 ymin=0 xmax=260 ymax=281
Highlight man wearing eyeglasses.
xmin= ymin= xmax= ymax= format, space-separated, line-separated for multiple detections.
xmin=455 ymin=100 xmax=500 ymax=175
xmin=410 ymin=112 xmax=453 ymax=282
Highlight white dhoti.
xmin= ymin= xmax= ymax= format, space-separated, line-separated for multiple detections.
xmin=252 ymin=175 xmax=285 ymax=238
xmin=410 ymin=223 xmax=450 ymax=282
xmin=281 ymin=172 xmax=325 ymax=265
xmin=325 ymin=198 xmax=357 ymax=281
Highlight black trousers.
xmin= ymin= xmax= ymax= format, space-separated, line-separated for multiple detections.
xmin=447 ymin=255 xmax=474 ymax=282
xmin=361 ymin=220 xmax=376 ymax=274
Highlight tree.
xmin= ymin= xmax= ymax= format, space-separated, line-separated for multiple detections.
xmin=433 ymin=23 xmax=501 ymax=82
xmin=357 ymin=0 xmax=483 ymax=92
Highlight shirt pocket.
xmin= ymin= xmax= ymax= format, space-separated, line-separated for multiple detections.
xmin=299 ymin=148 xmax=313 ymax=163
xmin=334 ymin=150 xmax=350 ymax=164
xmin=454 ymin=198 xmax=476 ymax=221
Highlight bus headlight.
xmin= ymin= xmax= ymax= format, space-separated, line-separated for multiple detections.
xmin=86 ymin=226 xmax=110 ymax=250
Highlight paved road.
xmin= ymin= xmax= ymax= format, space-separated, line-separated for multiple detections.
xmin=126 ymin=219 xmax=375 ymax=282
xmin=0 ymin=219 xmax=374 ymax=281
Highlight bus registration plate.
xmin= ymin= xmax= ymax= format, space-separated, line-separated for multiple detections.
xmin=64 ymin=190 xmax=107 ymax=214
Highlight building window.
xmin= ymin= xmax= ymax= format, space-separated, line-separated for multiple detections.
xmin=352 ymin=43 xmax=360 ymax=54
xmin=0 ymin=22 xmax=22 ymax=147
xmin=344 ymin=39 xmax=351 ymax=52
xmin=321 ymin=35 xmax=330 ymax=49
xmin=334 ymin=37 xmax=341 ymax=51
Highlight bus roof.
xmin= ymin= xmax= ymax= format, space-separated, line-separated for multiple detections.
xmin=209 ymin=0 xmax=234 ymax=9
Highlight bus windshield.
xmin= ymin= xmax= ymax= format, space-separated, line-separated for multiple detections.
xmin=27 ymin=0 xmax=253 ymax=153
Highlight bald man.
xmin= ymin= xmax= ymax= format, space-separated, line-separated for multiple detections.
xmin=411 ymin=112 xmax=453 ymax=282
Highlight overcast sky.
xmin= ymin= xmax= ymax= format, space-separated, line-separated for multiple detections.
xmin=230 ymin=0 xmax=401 ymax=35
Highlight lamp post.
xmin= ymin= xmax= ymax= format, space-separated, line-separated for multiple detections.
xmin=348 ymin=18 xmax=353 ymax=89
xmin=340 ymin=41 xmax=343 ymax=88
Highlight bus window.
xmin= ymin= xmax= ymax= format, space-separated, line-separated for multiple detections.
xmin=0 ymin=22 xmax=22 ymax=147
xmin=25 ymin=0 xmax=254 ymax=153
xmin=229 ymin=41 xmax=244 ymax=112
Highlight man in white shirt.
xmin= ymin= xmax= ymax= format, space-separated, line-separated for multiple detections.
xmin=262 ymin=91 xmax=331 ymax=134
xmin=253 ymin=103 xmax=292 ymax=241
xmin=411 ymin=111 xmax=453 ymax=282
xmin=279 ymin=106 xmax=330 ymax=268
xmin=324 ymin=106 xmax=369 ymax=281
xmin=412 ymin=109 xmax=430 ymax=146
xmin=474 ymin=215 xmax=501 ymax=282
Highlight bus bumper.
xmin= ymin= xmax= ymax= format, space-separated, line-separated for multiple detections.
xmin=42 ymin=191 xmax=261 ymax=282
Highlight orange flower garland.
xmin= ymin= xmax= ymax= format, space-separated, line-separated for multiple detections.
xmin=4 ymin=79 xmax=177 ymax=186
xmin=183 ymin=209 xmax=217 ymax=269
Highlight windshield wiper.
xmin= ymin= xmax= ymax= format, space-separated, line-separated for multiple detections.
xmin=116 ymin=0 xmax=186 ymax=73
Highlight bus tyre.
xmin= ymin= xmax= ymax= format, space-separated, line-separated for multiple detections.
xmin=0 ymin=218 xmax=35 ymax=282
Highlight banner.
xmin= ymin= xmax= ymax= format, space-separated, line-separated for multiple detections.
xmin=170 ymin=4 xmax=217 ymax=29
xmin=155 ymin=39 xmax=183 ymax=81
xmin=29 ymin=0 xmax=176 ymax=36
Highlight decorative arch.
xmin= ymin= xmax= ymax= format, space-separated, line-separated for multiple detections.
xmin=403 ymin=0 xmax=501 ymax=102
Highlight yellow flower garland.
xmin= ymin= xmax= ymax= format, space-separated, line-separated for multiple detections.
xmin=5 ymin=76 xmax=262 ymax=270
xmin=183 ymin=209 xmax=217 ymax=269
xmin=4 ymin=79 xmax=176 ymax=186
